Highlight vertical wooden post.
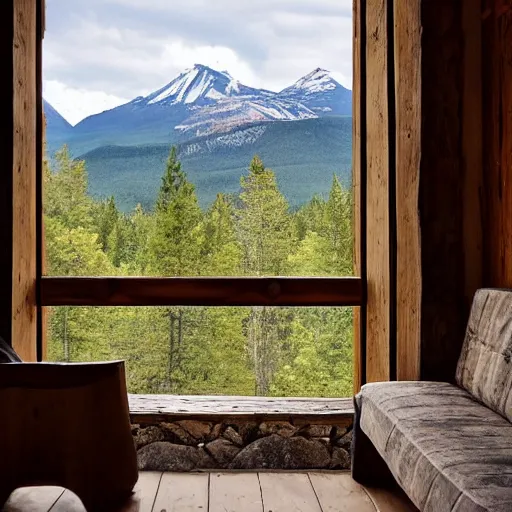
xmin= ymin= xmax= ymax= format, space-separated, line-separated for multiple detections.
xmin=419 ymin=0 xmax=467 ymax=382
xmin=394 ymin=1 xmax=421 ymax=381
xmin=0 ymin=0 xmax=14 ymax=349
xmin=353 ymin=0 xmax=365 ymax=393
xmin=462 ymin=0 xmax=483 ymax=309
xmin=365 ymin=0 xmax=391 ymax=383
xmin=12 ymin=0 xmax=38 ymax=361
xmin=482 ymin=7 xmax=512 ymax=288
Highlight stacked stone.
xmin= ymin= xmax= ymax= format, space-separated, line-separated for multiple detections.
xmin=132 ymin=420 xmax=353 ymax=471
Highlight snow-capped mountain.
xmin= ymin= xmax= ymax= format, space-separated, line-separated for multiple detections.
xmin=135 ymin=64 xmax=272 ymax=107
xmin=176 ymin=95 xmax=317 ymax=136
xmin=279 ymin=68 xmax=352 ymax=115
xmin=50 ymin=65 xmax=352 ymax=154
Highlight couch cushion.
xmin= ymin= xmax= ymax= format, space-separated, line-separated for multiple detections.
xmin=456 ymin=288 xmax=512 ymax=422
xmin=358 ymin=381 xmax=512 ymax=512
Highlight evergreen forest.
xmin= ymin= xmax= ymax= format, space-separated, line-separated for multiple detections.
xmin=44 ymin=146 xmax=354 ymax=397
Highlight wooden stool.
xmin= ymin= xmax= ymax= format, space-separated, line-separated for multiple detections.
xmin=0 ymin=361 xmax=138 ymax=511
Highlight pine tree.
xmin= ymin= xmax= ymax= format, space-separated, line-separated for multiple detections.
xmin=44 ymin=145 xmax=94 ymax=231
xmin=147 ymin=147 xmax=204 ymax=391
xmin=202 ymin=194 xmax=242 ymax=276
xmin=238 ymin=156 xmax=295 ymax=276
xmin=148 ymin=146 xmax=203 ymax=276
xmin=95 ymin=196 xmax=119 ymax=253
xmin=326 ymin=175 xmax=353 ymax=276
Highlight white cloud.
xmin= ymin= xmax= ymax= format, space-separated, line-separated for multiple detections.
xmin=44 ymin=0 xmax=353 ymax=123
xmin=43 ymin=80 xmax=130 ymax=125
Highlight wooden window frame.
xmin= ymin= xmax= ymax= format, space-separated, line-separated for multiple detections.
xmin=35 ymin=1 xmax=365 ymax=366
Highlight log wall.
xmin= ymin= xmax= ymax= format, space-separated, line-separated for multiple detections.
xmin=358 ymin=0 xmax=484 ymax=384
xmin=482 ymin=5 xmax=512 ymax=288
xmin=0 ymin=0 xmax=40 ymax=360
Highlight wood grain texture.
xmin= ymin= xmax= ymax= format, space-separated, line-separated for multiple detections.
xmin=13 ymin=0 xmax=38 ymax=361
xmin=209 ymin=473 xmax=263 ymax=512
xmin=0 ymin=362 xmax=138 ymax=511
xmin=365 ymin=0 xmax=390 ymax=382
xmin=116 ymin=472 xmax=162 ymax=512
xmin=352 ymin=0 xmax=363 ymax=393
xmin=40 ymin=277 xmax=363 ymax=307
xmin=394 ymin=0 xmax=421 ymax=381
xmin=259 ymin=473 xmax=321 ymax=512
xmin=308 ymin=473 xmax=375 ymax=512
xmin=482 ymin=8 xmax=512 ymax=288
xmin=365 ymin=485 xmax=419 ymax=512
xmin=0 ymin=0 xmax=14 ymax=349
xmin=419 ymin=0 xmax=467 ymax=382
xmin=152 ymin=473 xmax=209 ymax=512
xmin=129 ymin=395 xmax=354 ymax=426
xmin=1 ymin=473 xmax=419 ymax=512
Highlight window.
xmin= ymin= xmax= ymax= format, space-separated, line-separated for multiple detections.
xmin=40 ymin=0 xmax=362 ymax=395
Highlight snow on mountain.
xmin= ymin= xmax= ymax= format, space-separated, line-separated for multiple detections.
xmin=181 ymin=125 xmax=268 ymax=156
xmin=140 ymin=64 xmax=268 ymax=107
xmin=282 ymin=68 xmax=338 ymax=95
xmin=176 ymin=97 xmax=317 ymax=137
xmin=61 ymin=65 xmax=352 ymax=151
xmin=279 ymin=68 xmax=352 ymax=116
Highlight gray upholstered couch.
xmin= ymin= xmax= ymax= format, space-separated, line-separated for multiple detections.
xmin=352 ymin=288 xmax=512 ymax=512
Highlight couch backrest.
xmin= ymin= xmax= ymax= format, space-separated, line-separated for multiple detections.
xmin=456 ymin=288 xmax=512 ymax=422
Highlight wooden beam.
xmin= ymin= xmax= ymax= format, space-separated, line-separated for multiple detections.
xmin=352 ymin=0 xmax=365 ymax=392
xmin=419 ymin=0 xmax=466 ymax=382
xmin=37 ymin=0 xmax=45 ymax=361
xmin=0 ymin=1 xmax=14 ymax=348
xmin=365 ymin=0 xmax=391 ymax=382
xmin=40 ymin=277 xmax=364 ymax=307
xmin=13 ymin=0 xmax=38 ymax=361
xmin=482 ymin=8 xmax=512 ymax=287
xmin=394 ymin=0 xmax=421 ymax=380
xmin=462 ymin=0 xmax=483 ymax=307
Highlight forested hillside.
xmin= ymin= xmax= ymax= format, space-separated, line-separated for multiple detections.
xmin=44 ymin=146 xmax=354 ymax=397
xmin=80 ymin=117 xmax=352 ymax=212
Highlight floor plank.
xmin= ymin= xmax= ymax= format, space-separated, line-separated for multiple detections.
xmin=259 ymin=473 xmax=321 ymax=512
xmin=308 ymin=473 xmax=375 ymax=512
xmin=364 ymin=486 xmax=419 ymax=512
xmin=209 ymin=473 xmax=263 ymax=512
xmin=151 ymin=473 xmax=209 ymax=512
xmin=3 ymin=487 xmax=65 ymax=512
xmin=117 ymin=472 xmax=163 ymax=512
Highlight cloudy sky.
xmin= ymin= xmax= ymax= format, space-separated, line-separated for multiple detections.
xmin=43 ymin=0 xmax=353 ymax=125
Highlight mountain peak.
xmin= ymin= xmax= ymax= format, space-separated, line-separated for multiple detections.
xmin=142 ymin=64 xmax=263 ymax=107
xmin=283 ymin=68 xmax=339 ymax=95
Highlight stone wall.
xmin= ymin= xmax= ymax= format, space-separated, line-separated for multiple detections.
xmin=132 ymin=419 xmax=353 ymax=471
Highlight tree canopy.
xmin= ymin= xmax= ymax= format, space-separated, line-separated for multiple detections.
xmin=44 ymin=146 xmax=354 ymax=397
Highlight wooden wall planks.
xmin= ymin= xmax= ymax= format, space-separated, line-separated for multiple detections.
xmin=12 ymin=0 xmax=38 ymax=360
xmin=0 ymin=1 xmax=14 ymax=349
xmin=419 ymin=0 xmax=470 ymax=382
xmin=352 ymin=0 xmax=364 ymax=392
xmin=462 ymin=0 xmax=483 ymax=309
xmin=365 ymin=0 xmax=391 ymax=383
xmin=394 ymin=0 xmax=421 ymax=381
xmin=482 ymin=9 xmax=512 ymax=288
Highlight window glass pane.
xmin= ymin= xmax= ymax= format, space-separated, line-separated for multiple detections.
xmin=43 ymin=1 xmax=353 ymax=278
xmin=45 ymin=306 xmax=354 ymax=398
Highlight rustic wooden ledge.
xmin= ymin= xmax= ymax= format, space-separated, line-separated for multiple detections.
xmin=129 ymin=395 xmax=355 ymax=426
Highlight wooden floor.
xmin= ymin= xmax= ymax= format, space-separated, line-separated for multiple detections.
xmin=3 ymin=472 xmax=417 ymax=512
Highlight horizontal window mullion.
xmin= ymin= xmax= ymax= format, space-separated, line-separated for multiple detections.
xmin=40 ymin=276 xmax=363 ymax=307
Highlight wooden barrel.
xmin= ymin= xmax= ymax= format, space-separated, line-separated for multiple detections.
xmin=0 ymin=361 xmax=138 ymax=511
